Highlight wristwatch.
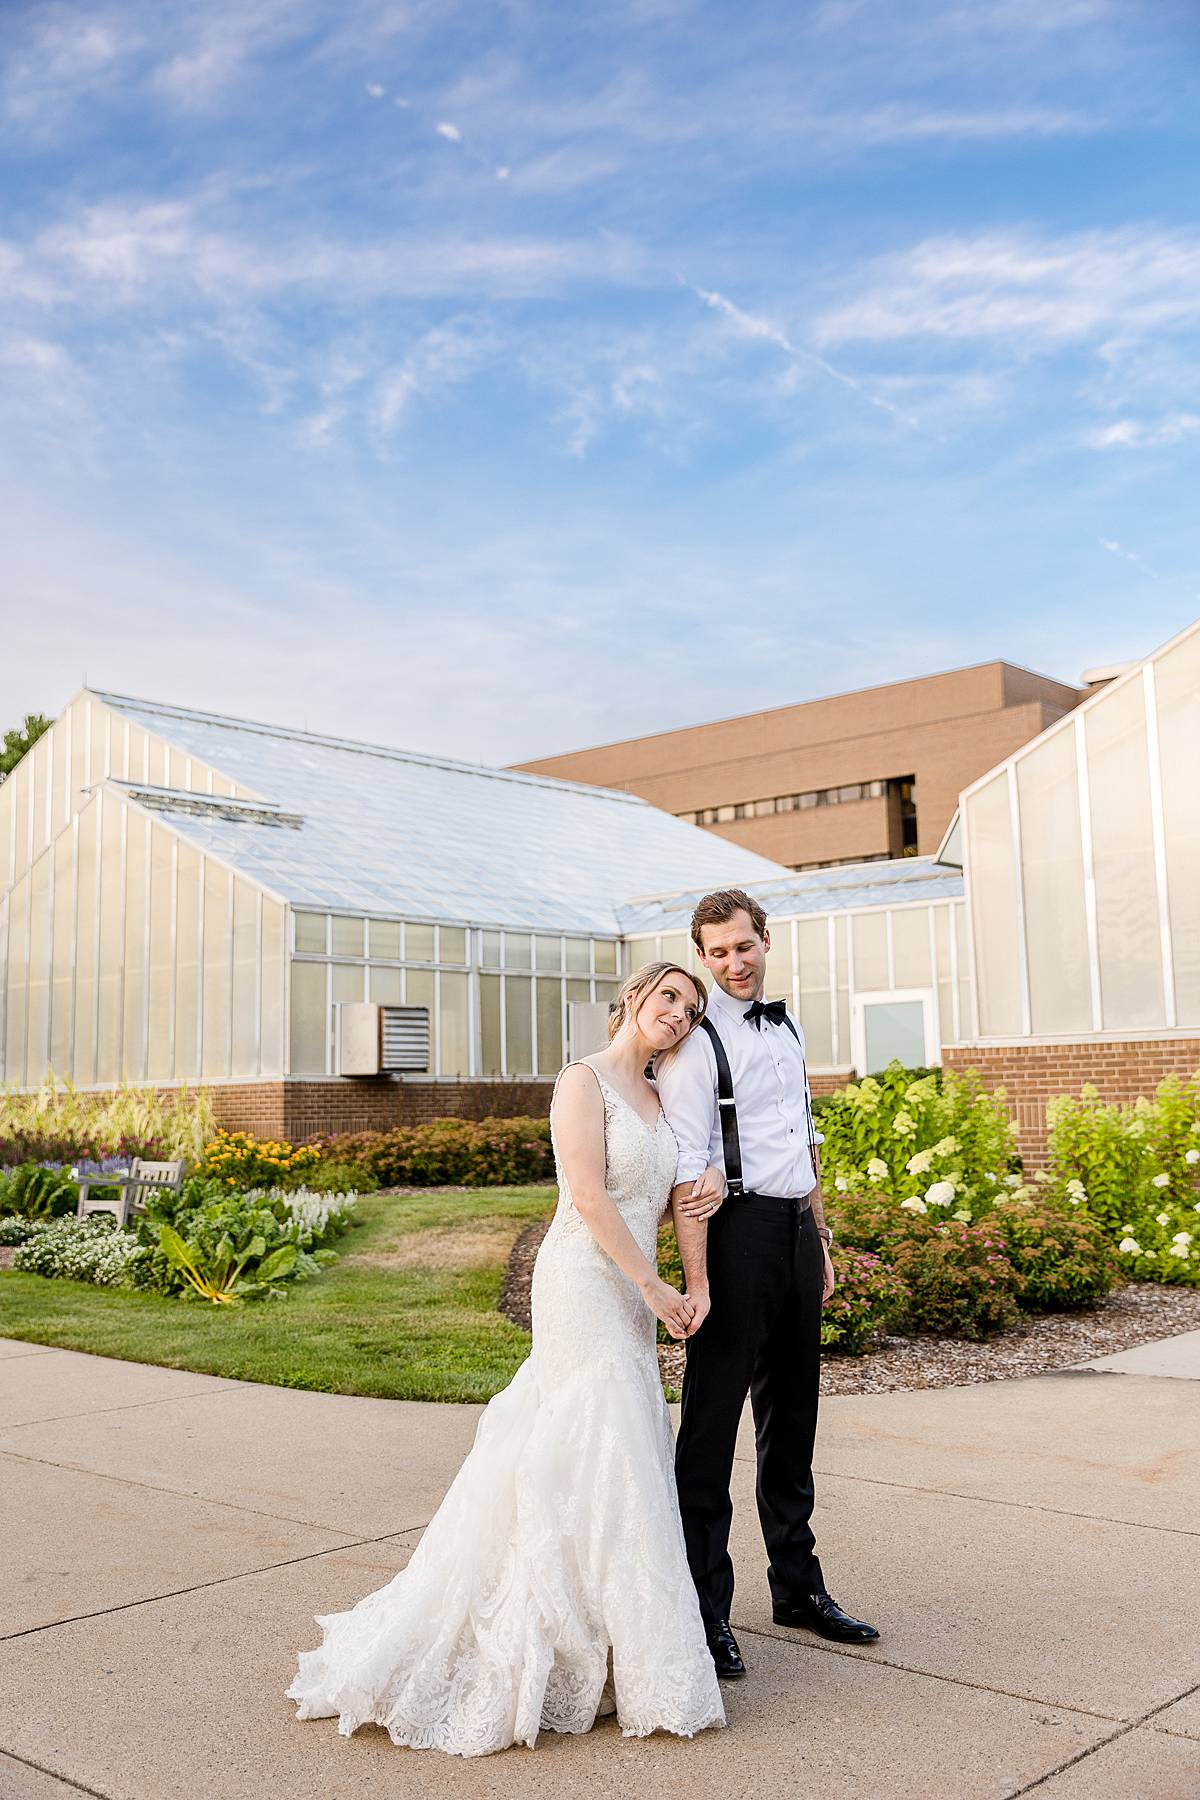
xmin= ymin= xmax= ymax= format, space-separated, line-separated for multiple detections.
xmin=816 ymin=1225 xmax=834 ymax=1247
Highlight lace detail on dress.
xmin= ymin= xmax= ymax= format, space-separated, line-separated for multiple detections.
xmin=287 ymin=1060 xmax=724 ymax=1758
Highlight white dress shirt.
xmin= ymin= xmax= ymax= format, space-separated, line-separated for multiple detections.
xmin=656 ymin=981 xmax=821 ymax=1200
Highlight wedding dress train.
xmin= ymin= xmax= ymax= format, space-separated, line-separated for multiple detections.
xmin=287 ymin=1066 xmax=725 ymax=1757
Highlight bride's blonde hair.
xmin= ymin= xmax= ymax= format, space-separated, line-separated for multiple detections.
xmin=607 ymin=960 xmax=706 ymax=1058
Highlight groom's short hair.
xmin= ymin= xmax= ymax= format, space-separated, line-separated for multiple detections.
xmin=691 ymin=888 xmax=768 ymax=950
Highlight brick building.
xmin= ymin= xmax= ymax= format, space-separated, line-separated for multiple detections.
xmin=512 ymin=662 xmax=1085 ymax=870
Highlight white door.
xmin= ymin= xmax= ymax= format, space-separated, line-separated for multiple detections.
xmin=851 ymin=988 xmax=937 ymax=1076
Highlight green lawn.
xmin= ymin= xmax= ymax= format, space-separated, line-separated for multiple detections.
xmin=0 ymin=1186 xmax=555 ymax=1403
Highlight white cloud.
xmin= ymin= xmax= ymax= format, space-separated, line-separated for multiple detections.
xmin=815 ymin=228 xmax=1200 ymax=348
xmin=1088 ymin=414 xmax=1200 ymax=450
xmin=369 ymin=321 xmax=494 ymax=437
xmin=365 ymin=82 xmax=385 ymax=98
xmin=436 ymin=120 xmax=462 ymax=142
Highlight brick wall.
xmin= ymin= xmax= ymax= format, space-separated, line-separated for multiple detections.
xmin=210 ymin=1078 xmax=555 ymax=1140
xmin=941 ymin=1037 xmax=1200 ymax=1167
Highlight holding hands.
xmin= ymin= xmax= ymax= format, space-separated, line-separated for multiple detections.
xmin=644 ymin=1276 xmax=696 ymax=1340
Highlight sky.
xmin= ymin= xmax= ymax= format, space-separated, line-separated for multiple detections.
xmin=1 ymin=0 xmax=1199 ymax=766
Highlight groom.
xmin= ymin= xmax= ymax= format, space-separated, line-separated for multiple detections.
xmin=657 ymin=887 xmax=879 ymax=1678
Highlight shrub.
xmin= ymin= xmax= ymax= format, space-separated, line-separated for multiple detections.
xmin=0 ymin=1162 xmax=78 ymax=1220
xmin=821 ymin=1249 xmax=908 ymax=1355
xmin=316 ymin=1117 xmax=554 ymax=1188
xmin=0 ymin=1080 xmax=214 ymax=1166
xmin=889 ymin=1220 xmax=1021 ymax=1339
xmin=819 ymin=1062 xmax=1018 ymax=1219
xmin=13 ymin=1217 xmax=139 ymax=1287
xmin=0 ymin=1214 xmax=39 ymax=1245
xmin=988 ymin=1199 xmax=1117 ymax=1312
xmin=826 ymin=1189 xmax=931 ymax=1256
xmin=301 ymin=1158 xmax=379 ymax=1195
xmin=194 ymin=1130 xmax=322 ymax=1191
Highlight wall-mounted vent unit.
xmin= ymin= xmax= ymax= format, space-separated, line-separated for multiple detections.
xmin=338 ymin=1004 xmax=430 ymax=1076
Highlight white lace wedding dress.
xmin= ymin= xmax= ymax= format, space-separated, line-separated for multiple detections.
xmin=287 ymin=1065 xmax=725 ymax=1757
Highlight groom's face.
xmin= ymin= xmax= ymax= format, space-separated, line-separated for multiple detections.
xmin=695 ymin=910 xmax=770 ymax=1002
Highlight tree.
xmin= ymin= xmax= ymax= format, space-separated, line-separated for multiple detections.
xmin=0 ymin=713 xmax=51 ymax=781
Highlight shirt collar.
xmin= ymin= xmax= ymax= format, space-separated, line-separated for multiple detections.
xmin=708 ymin=981 xmax=760 ymax=1023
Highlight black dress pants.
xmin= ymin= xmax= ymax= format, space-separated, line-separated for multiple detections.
xmin=675 ymin=1193 xmax=825 ymax=1624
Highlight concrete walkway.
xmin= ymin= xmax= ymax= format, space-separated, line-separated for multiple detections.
xmin=1 ymin=1336 xmax=1198 ymax=1800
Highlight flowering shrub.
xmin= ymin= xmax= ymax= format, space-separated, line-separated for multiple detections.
xmin=821 ymin=1249 xmax=908 ymax=1355
xmin=13 ymin=1217 xmax=140 ymax=1287
xmin=1045 ymin=1076 xmax=1200 ymax=1286
xmin=244 ymin=1186 xmax=358 ymax=1242
xmin=0 ymin=1080 xmax=214 ymax=1166
xmin=819 ymin=1062 xmax=1018 ymax=1220
xmin=195 ymin=1130 xmax=322 ymax=1191
xmin=888 ymin=1221 xmax=1021 ymax=1338
xmin=0 ymin=1214 xmax=40 ymax=1245
xmin=987 ymin=1199 xmax=1117 ymax=1311
xmin=316 ymin=1118 xmax=554 ymax=1188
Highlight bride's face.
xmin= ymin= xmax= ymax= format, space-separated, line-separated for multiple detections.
xmin=635 ymin=972 xmax=702 ymax=1051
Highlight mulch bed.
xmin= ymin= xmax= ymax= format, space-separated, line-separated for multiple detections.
xmin=499 ymin=1217 xmax=1200 ymax=1395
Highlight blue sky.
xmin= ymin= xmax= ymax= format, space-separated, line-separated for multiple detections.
xmin=2 ymin=0 xmax=1198 ymax=765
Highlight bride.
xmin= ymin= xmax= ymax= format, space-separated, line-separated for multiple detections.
xmin=287 ymin=961 xmax=728 ymax=1757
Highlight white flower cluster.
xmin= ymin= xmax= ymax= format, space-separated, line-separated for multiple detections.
xmin=244 ymin=1186 xmax=359 ymax=1239
xmin=13 ymin=1219 xmax=138 ymax=1286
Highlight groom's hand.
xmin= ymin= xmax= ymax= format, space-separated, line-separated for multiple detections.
xmin=821 ymin=1248 xmax=836 ymax=1303
xmin=683 ymin=1287 xmax=711 ymax=1337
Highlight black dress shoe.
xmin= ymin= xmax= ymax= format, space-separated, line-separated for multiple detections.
xmin=705 ymin=1618 xmax=746 ymax=1678
xmin=772 ymin=1591 xmax=880 ymax=1644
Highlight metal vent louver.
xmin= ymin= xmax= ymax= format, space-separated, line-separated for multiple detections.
xmin=380 ymin=1006 xmax=430 ymax=1072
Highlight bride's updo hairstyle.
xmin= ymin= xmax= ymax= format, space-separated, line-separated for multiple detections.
xmin=607 ymin=960 xmax=706 ymax=1060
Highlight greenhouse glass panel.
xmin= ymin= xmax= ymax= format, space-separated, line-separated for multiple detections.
xmin=566 ymin=979 xmax=591 ymax=1008
xmin=1086 ymin=678 xmax=1163 ymax=1029
xmin=1017 ymin=730 xmax=1091 ymax=1035
xmin=210 ymin=773 xmax=234 ymax=798
xmin=123 ymin=811 xmax=148 ymax=1079
xmin=797 ymin=917 xmax=832 ymax=1065
xmin=52 ymin=716 xmax=69 ymax=833
xmin=481 ymin=931 xmax=502 ymax=969
xmin=594 ymin=979 xmax=619 ymax=1008
xmin=659 ymin=933 xmax=690 ymax=969
xmin=765 ymin=920 xmax=794 ymax=1002
xmin=174 ymin=842 xmax=201 ymax=1081
xmin=891 ymin=908 xmax=932 ymax=988
xmin=26 ymin=849 xmax=50 ymax=1083
xmin=96 ymin=796 xmax=124 ymax=1083
xmin=479 ymin=974 xmax=502 ymax=1075
xmin=505 ymin=975 xmax=533 ymax=1074
xmin=127 ymin=724 xmax=148 ymax=786
xmin=290 ymin=961 xmax=327 ymax=1074
xmin=331 ymin=916 xmax=364 ymax=958
xmin=74 ymin=800 xmax=98 ymax=1084
xmin=1155 ymin=633 xmax=1200 ymax=1025
xmin=440 ymin=971 xmax=471 ymax=1076
xmin=294 ymin=911 xmax=327 ymax=954
xmin=332 ymin=963 xmax=365 ymax=1004
xmin=440 ymin=926 xmax=467 ymax=965
xmin=627 ymin=936 xmax=658 ymax=971
xmin=851 ymin=911 xmax=887 ymax=992
xmin=5 ymin=875 xmax=27 ymax=1084
xmin=934 ymin=906 xmax=954 ymax=1042
xmin=955 ymin=905 xmax=974 ymax=1039
xmin=12 ymin=759 xmax=29 ymax=884
xmin=50 ymin=829 xmax=74 ymax=1077
xmin=0 ymin=897 xmax=6 ymax=1083
xmin=231 ymin=880 xmax=258 ymax=1076
xmin=369 ymin=965 xmax=403 ymax=1006
xmin=964 ymin=773 xmax=1022 ymax=1036
xmin=504 ymin=933 xmax=532 ymax=970
xmin=0 ymin=772 xmax=11 ymax=893
xmin=834 ymin=916 xmax=849 ymax=1064
xmin=594 ymin=940 xmax=618 ymax=976
xmin=535 ymin=936 xmax=562 ymax=971
xmin=70 ymin=698 xmax=89 ymax=814
xmin=565 ymin=937 xmax=590 ymax=973
xmin=170 ymin=747 xmax=189 ymax=791
xmin=537 ymin=978 xmax=564 ymax=1075
xmin=202 ymin=861 xmax=231 ymax=1078
xmin=147 ymin=827 xmax=173 ymax=1081
xmin=90 ymin=705 xmax=108 ymax=796
xmin=31 ymin=733 xmax=50 ymax=863
xmin=261 ymin=897 xmax=285 ymax=1076
xmin=406 ymin=923 xmax=435 ymax=962
xmin=369 ymin=919 xmax=401 ymax=960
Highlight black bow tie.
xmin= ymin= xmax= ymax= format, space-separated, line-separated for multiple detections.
xmin=744 ymin=998 xmax=787 ymax=1029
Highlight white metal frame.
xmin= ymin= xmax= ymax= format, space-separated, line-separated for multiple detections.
xmin=851 ymin=986 xmax=937 ymax=1076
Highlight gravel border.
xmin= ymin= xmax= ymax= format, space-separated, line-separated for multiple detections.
xmin=498 ymin=1217 xmax=1200 ymax=1395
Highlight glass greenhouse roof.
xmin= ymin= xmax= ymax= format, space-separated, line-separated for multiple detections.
xmin=95 ymin=693 xmax=786 ymax=934
xmin=618 ymin=856 xmax=964 ymax=935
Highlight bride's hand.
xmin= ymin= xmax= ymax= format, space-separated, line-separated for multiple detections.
xmin=677 ymin=1165 xmax=726 ymax=1222
xmin=644 ymin=1277 xmax=695 ymax=1340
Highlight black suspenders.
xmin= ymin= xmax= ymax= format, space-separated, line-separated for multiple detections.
xmin=697 ymin=1012 xmax=818 ymax=1201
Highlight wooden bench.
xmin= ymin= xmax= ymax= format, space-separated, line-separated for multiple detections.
xmin=76 ymin=1158 xmax=186 ymax=1228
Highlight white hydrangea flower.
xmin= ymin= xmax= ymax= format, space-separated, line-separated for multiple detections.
xmin=906 ymin=1149 xmax=933 ymax=1176
xmin=866 ymin=1158 xmax=889 ymax=1181
xmin=899 ymin=1196 xmax=927 ymax=1214
xmin=834 ymin=1176 xmax=849 ymax=1192
xmin=931 ymin=1136 xmax=958 ymax=1157
xmin=925 ymin=1181 xmax=956 ymax=1207
xmin=1172 ymin=1231 xmax=1193 ymax=1245
xmin=1168 ymin=1242 xmax=1191 ymax=1260
xmin=892 ymin=1111 xmax=915 ymax=1137
xmin=1066 ymin=1178 xmax=1086 ymax=1198
xmin=1118 ymin=1238 xmax=1142 ymax=1255
xmin=985 ymin=1172 xmax=997 ymax=1183
xmin=1003 ymin=1173 xmax=1023 ymax=1188
xmin=952 ymin=1209 xmax=972 ymax=1223
xmin=1152 ymin=1173 xmax=1170 ymax=1189
xmin=1186 ymin=1149 xmax=1200 ymax=1166
xmin=1156 ymin=1211 xmax=1171 ymax=1227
